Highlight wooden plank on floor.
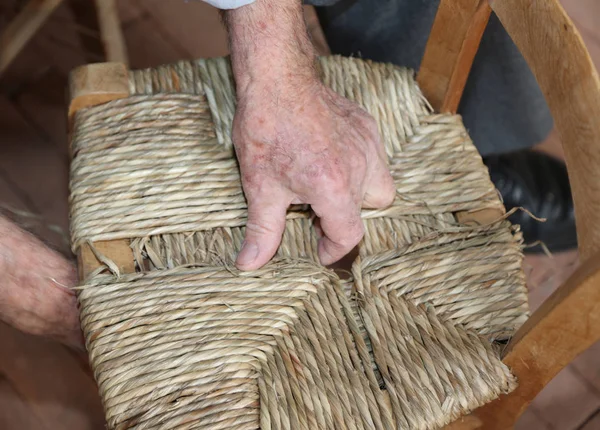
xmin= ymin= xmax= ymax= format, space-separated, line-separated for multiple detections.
xmin=0 ymin=323 xmax=105 ymax=430
xmin=30 ymin=1 xmax=90 ymax=76
xmin=0 ymin=374 xmax=48 ymax=430
xmin=64 ymin=0 xmax=105 ymax=64
xmin=530 ymin=365 xmax=600 ymax=430
xmin=116 ymin=0 xmax=146 ymax=25
xmin=122 ymin=12 xmax=188 ymax=69
xmin=0 ymin=38 xmax=51 ymax=97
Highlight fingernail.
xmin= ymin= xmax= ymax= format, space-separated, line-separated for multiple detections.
xmin=236 ymin=241 xmax=259 ymax=268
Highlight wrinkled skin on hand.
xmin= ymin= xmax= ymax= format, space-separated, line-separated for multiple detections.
xmin=233 ymin=79 xmax=396 ymax=270
xmin=0 ymin=216 xmax=83 ymax=349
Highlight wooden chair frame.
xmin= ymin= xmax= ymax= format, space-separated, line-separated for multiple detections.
xmin=61 ymin=0 xmax=600 ymax=428
xmin=419 ymin=1 xmax=600 ymax=428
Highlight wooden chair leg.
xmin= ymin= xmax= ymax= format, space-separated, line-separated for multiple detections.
xmin=94 ymin=0 xmax=128 ymax=65
xmin=67 ymin=0 xmax=128 ymax=66
xmin=68 ymin=62 xmax=135 ymax=281
xmin=0 ymin=0 xmax=64 ymax=76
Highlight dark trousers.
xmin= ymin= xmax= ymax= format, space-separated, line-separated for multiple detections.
xmin=316 ymin=0 xmax=553 ymax=156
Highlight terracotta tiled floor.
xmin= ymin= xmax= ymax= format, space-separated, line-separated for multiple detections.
xmin=0 ymin=0 xmax=598 ymax=429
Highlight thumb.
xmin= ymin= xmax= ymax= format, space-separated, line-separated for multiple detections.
xmin=236 ymin=187 xmax=291 ymax=271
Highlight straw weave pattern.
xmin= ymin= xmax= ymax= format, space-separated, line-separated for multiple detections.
xmin=70 ymin=56 xmax=528 ymax=430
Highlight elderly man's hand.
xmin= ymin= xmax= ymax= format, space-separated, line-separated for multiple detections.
xmin=226 ymin=0 xmax=396 ymax=270
xmin=233 ymin=78 xmax=395 ymax=270
xmin=0 ymin=216 xmax=82 ymax=349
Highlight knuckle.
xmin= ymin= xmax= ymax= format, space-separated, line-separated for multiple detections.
xmin=245 ymin=220 xmax=277 ymax=237
xmin=323 ymin=175 xmax=350 ymax=196
xmin=303 ymin=159 xmax=344 ymax=187
xmin=245 ymin=212 xmax=283 ymax=238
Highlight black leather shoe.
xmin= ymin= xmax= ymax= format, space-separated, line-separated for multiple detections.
xmin=483 ymin=150 xmax=577 ymax=253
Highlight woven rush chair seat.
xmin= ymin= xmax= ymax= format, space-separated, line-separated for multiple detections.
xmin=69 ymin=56 xmax=529 ymax=430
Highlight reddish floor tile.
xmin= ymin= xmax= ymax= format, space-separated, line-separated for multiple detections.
xmin=524 ymin=250 xmax=579 ymax=312
xmin=579 ymin=409 xmax=600 ymax=430
xmin=573 ymin=341 xmax=600 ymax=395
xmin=515 ymin=406 xmax=551 ymax=430
xmin=0 ymin=323 xmax=105 ymax=430
xmin=530 ymin=365 xmax=600 ymax=430
xmin=561 ymin=0 xmax=600 ymax=51
xmin=0 ymin=375 xmax=47 ymax=430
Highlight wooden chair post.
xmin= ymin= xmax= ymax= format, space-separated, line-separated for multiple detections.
xmin=417 ymin=0 xmax=491 ymax=114
xmin=420 ymin=1 xmax=600 ymax=428
xmin=470 ymin=1 xmax=600 ymax=426
xmin=93 ymin=0 xmax=129 ymax=65
xmin=68 ymin=62 xmax=135 ymax=280
xmin=418 ymin=0 xmax=501 ymax=227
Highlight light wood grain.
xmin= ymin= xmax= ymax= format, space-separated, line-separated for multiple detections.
xmin=455 ymin=207 xmax=505 ymax=226
xmin=68 ymin=62 xmax=129 ymax=122
xmin=77 ymin=241 xmax=136 ymax=280
xmin=471 ymin=252 xmax=600 ymax=429
xmin=439 ymin=1 xmax=600 ymax=428
xmin=491 ymin=0 xmax=600 ymax=262
xmin=68 ymin=62 xmax=135 ymax=280
xmin=94 ymin=0 xmax=129 ymax=64
xmin=417 ymin=0 xmax=491 ymax=113
xmin=0 ymin=0 xmax=64 ymax=76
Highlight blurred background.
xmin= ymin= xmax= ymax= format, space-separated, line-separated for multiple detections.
xmin=0 ymin=0 xmax=598 ymax=428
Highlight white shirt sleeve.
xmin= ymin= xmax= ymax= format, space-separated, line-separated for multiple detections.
xmin=202 ymin=0 xmax=256 ymax=9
